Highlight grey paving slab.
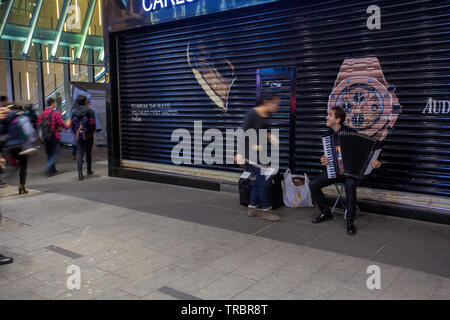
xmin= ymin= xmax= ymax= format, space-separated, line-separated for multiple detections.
xmin=248 ymin=273 xmax=299 ymax=298
xmin=394 ymin=221 xmax=450 ymax=249
xmin=275 ymin=207 xmax=318 ymax=222
xmin=272 ymin=263 xmax=317 ymax=286
xmin=46 ymin=245 xmax=83 ymax=259
xmin=371 ymin=239 xmax=450 ymax=278
xmin=210 ymin=239 xmax=279 ymax=273
xmin=141 ymin=290 xmax=179 ymax=300
xmin=169 ymin=266 xmax=229 ymax=295
xmin=289 ymin=272 xmax=347 ymax=299
xmin=32 ymin=283 xmax=68 ymax=299
xmin=162 ymin=240 xmax=213 ymax=259
xmin=275 ymin=247 xmax=338 ymax=273
xmin=0 ymin=276 xmax=10 ymax=286
xmin=379 ymin=269 xmax=443 ymax=300
xmin=232 ymin=252 xmax=290 ymax=281
xmin=114 ymin=252 xmax=177 ymax=280
xmin=119 ymin=265 xmax=192 ymax=298
xmin=256 ymin=220 xmax=332 ymax=246
xmin=233 ymin=288 xmax=279 ymax=300
xmin=158 ymin=286 xmax=202 ymax=300
xmin=95 ymin=289 xmax=140 ymax=300
xmin=316 ymin=254 xmax=369 ymax=282
xmin=195 ymin=273 xmax=257 ymax=300
xmin=56 ymin=273 xmax=131 ymax=300
xmin=307 ymin=228 xmax=391 ymax=259
xmin=342 ymin=213 xmax=412 ymax=238
xmin=330 ymin=281 xmax=383 ymax=300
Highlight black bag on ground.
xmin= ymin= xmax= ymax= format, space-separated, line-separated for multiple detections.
xmin=239 ymin=171 xmax=254 ymax=206
xmin=270 ymin=172 xmax=284 ymax=210
xmin=238 ymin=171 xmax=284 ymax=209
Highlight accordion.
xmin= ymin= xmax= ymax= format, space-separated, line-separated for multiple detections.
xmin=322 ymin=131 xmax=382 ymax=180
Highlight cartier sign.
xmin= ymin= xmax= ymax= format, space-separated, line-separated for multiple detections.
xmin=142 ymin=0 xmax=198 ymax=12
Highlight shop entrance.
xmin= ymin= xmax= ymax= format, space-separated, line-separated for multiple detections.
xmin=256 ymin=67 xmax=297 ymax=170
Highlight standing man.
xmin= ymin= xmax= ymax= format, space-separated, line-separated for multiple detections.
xmin=37 ymin=98 xmax=71 ymax=176
xmin=309 ymin=107 xmax=381 ymax=235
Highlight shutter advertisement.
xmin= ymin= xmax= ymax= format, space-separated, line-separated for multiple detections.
xmin=114 ymin=0 xmax=450 ymax=197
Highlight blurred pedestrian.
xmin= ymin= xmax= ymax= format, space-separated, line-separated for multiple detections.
xmin=0 ymin=96 xmax=9 ymax=108
xmin=24 ymin=104 xmax=37 ymax=129
xmin=0 ymin=104 xmax=34 ymax=194
xmin=37 ymin=98 xmax=71 ymax=176
xmin=71 ymin=95 xmax=96 ymax=180
xmin=237 ymin=94 xmax=281 ymax=222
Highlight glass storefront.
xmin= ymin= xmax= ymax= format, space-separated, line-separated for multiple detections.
xmin=0 ymin=0 xmax=105 ymax=113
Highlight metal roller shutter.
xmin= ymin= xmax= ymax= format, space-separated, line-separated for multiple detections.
xmin=115 ymin=0 xmax=450 ymax=197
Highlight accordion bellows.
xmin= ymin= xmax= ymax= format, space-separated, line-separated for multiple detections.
xmin=323 ymin=131 xmax=382 ymax=180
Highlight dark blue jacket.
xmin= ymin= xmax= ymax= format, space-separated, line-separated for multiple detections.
xmin=0 ymin=110 xmax=26 ymax=149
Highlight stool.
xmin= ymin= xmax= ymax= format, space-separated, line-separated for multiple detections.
xmin=331 ymin=183 xmax=362 ymax=219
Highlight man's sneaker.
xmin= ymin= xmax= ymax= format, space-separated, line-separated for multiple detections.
xmin=248 ymin=205 xmax=262 ymax=217
xmin=261 ymin=208 xmax=280 ymax=222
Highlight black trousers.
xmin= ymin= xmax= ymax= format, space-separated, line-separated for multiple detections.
xmin=309 ymin=171 xmax=357 ymax=221
xmin=77 ymin=137 xmax=93 ymax=176
xmin=9 ymin=147 xmax=28 ymax=186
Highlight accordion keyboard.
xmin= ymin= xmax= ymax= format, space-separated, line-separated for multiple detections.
xmin=322 ymin=136 xmax=336 ymax=179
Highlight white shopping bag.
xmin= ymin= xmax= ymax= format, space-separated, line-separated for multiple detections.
xmin=283 ymin=169 xmax=313 ymax=208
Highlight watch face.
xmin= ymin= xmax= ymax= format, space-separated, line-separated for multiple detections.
xmin=187 ymin=42 xmax=237 ymax=112
xmin=328 ymin=76 xmax=396 ymax=139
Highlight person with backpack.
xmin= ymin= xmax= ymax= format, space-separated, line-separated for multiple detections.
xmin=37 ymin=98 xmax=71 ymax=176
xmin=71 ymin=95 xmax=96 ymax=180
xmin=0 ymin=104 xmax=35 ymax=194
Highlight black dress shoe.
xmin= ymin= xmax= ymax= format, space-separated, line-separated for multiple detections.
xmin=312 ymin=212 xmax=333 ymax=224
xmin=347 ymin=222 xmax=357 ymax=236
xmin=0 ymin=254 xmax=13 ymax=265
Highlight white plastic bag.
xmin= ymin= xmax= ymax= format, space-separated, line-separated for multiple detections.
xmin=283 ymin=169 xmax=313 ymax=208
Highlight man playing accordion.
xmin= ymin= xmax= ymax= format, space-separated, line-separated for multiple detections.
xmin=309 ymin=107 xmax=381 ymax=235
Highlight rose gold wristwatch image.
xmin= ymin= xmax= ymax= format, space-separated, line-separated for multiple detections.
xmin=327 ymin=57 xmax=402 ymax=140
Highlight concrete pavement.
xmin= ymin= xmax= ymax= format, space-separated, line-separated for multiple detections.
xmin=0 ymin=146 xmax=449 ymax=300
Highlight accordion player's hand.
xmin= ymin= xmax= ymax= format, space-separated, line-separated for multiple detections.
xmin=371 ymin=160 xmax=381 ymax=169
xmin=320 ymin=155 xmax=329 ymax=166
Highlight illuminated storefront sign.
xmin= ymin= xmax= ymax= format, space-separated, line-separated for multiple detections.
xmin=142 ymin=0 xmax=198 ymax=12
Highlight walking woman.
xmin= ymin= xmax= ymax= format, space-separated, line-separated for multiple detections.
xmin=71 ymin=95 xmax=96 ymax=180
xmin=0 ymin=105 xmax=31 ymax=194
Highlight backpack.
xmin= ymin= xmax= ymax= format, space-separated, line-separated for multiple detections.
xmin=39 ymin=109 xmax=55 ymax=141
xmin=73 ymin=114 xmax=89 ymax=141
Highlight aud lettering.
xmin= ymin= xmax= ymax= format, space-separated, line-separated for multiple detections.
xmin=142 ymin=0 xmax=198 ymax=12
xmin=422 ymin=98 xmax=450 ymax=114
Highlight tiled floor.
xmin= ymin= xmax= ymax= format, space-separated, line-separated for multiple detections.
xmin=0 ymin=147 xmax=449 ymax=300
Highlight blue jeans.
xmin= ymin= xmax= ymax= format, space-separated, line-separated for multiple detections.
xmin=247 ymin=165 xmax=271 ymax=210
xmin=44 ymin=139 xmax=60 ymax=172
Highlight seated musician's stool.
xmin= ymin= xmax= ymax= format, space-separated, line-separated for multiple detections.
xmin=331 ymin=183 xmax=362 ymax=218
